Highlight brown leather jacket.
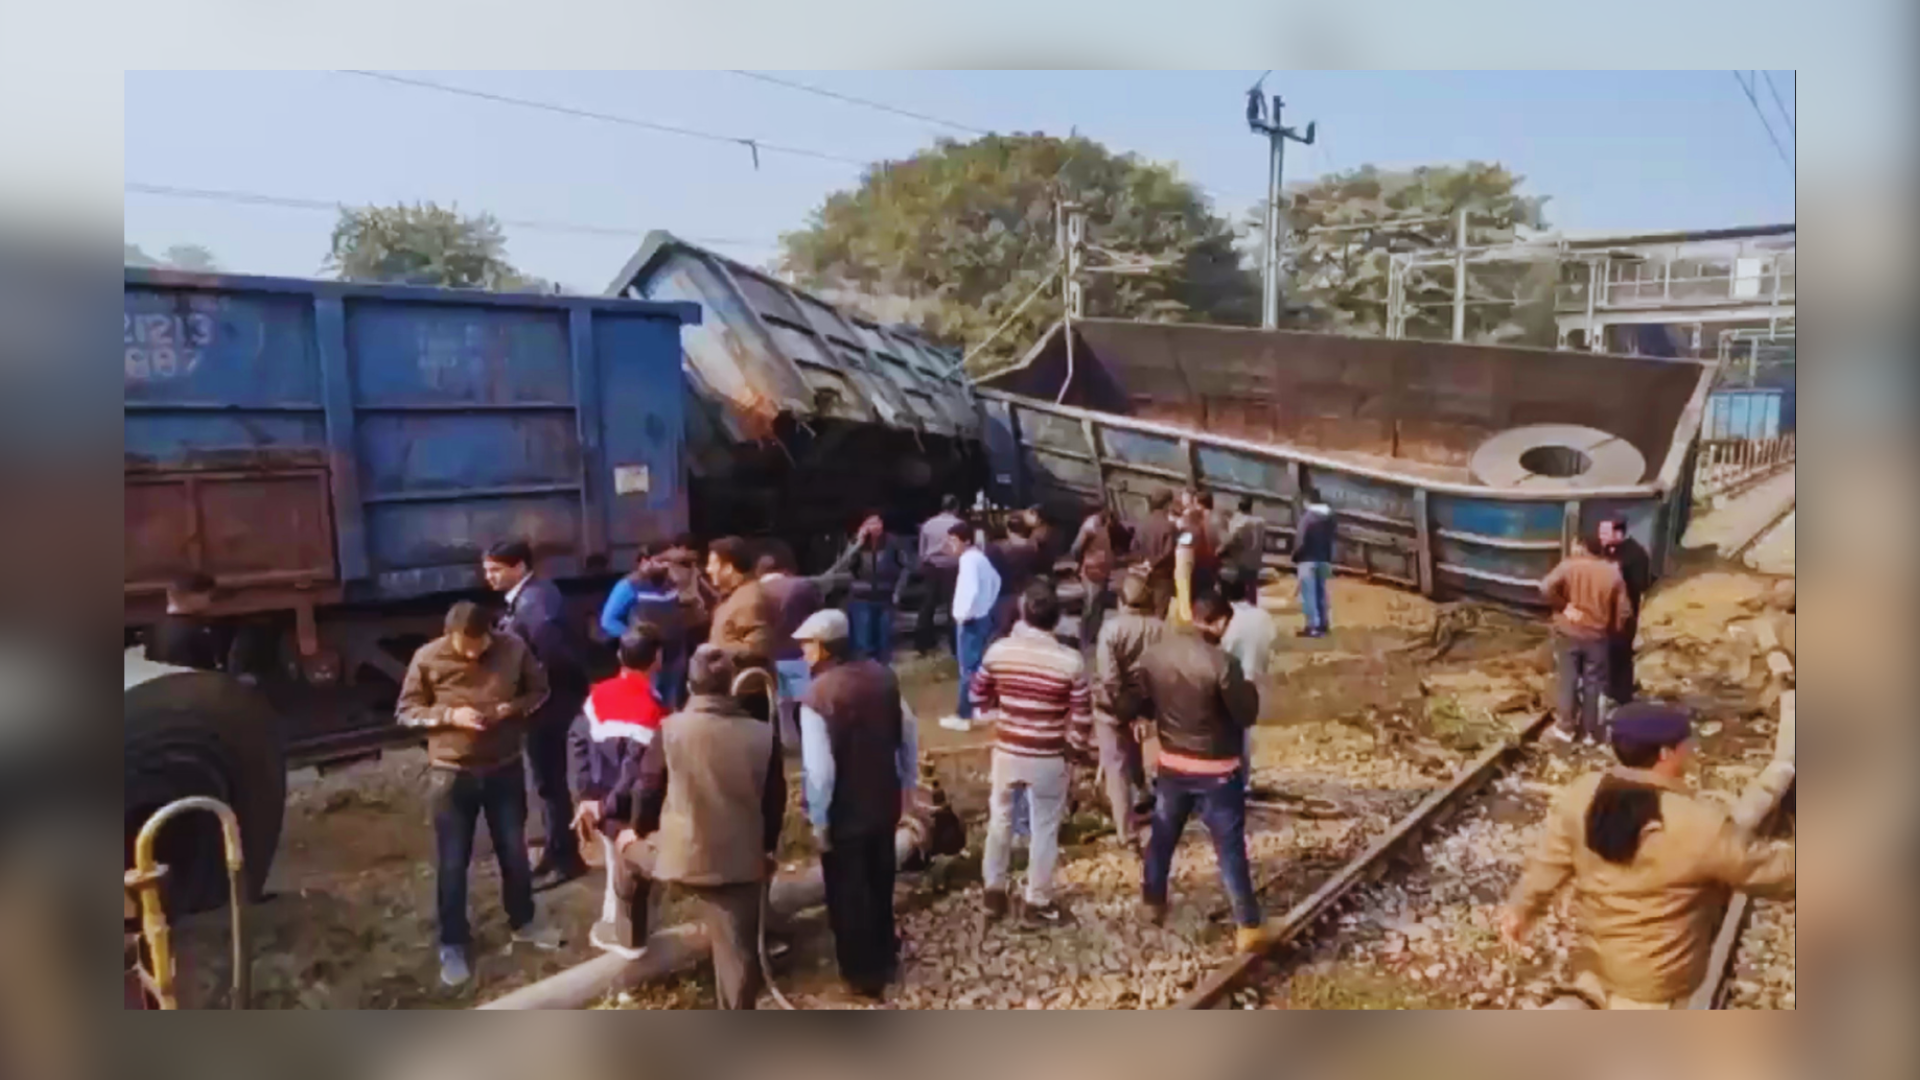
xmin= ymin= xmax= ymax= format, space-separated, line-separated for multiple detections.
xmin=1508 ymin=766 xmax=1795 ymax=1004
xmin=1093 ymin=608 xmax=1167 ymax=715
xmin=1117 ymin=625 xmax=1257 ymax=762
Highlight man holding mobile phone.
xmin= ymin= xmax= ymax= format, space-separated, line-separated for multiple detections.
xmin=397 ymin=600 xmax=564 ymax=989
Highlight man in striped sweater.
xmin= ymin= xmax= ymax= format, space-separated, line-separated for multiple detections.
xmin=970 ymin=581 xmax=1094 ymax=928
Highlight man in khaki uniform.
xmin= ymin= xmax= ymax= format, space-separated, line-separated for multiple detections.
xmin=1502 ymin=702 xmax=1795 ymax=1008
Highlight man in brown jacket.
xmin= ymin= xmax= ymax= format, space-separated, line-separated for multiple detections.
xmin=705 ymin=536 xmax=778 ymax=722
xmin=1092 ymin=573 xmax=1165 ymax=848
xmin=613 ymin=646 xmax=787 ymax=1009
xmin=1503 ymin=702 xmax=1795 ymax=1008
xmin=1129 ymin=490 xmax=1181 ymax=617
xmin=1540 ymin=532 xmax=1633 ymax=744
xmin=396 ymin=601 xmax=561 ymax=988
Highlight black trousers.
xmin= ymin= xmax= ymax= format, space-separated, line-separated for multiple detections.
xmin=1607 ymin=617 xmax=1639 ymax=704
xmin=431 ymin=763 xmax=535 ymax=946
xmin=524 ymin=697 xmax=583 ymax=866
xmin=820 ymin=829 xmax=898 ymax=993
xmin=914 ymin=565 xmax=955 ymax=655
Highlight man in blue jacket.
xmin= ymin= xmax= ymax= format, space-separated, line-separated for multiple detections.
xmin=599 ymin=545 xmax=689 ymax=707
xmin=484 ymin=539 xmax=591 ymax=886
xmin=1290 ymin=489 xmax=1337 ymax=638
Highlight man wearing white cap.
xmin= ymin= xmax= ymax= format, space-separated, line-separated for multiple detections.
xmin=792 ymin=608 xmax=920 ymax=1000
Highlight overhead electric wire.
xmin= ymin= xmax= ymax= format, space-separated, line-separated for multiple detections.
xmin=337 ymin=69 xmax=869 ymax=167
xmin=124 ymin=181 xmax=780 ymax=251
xmin=1761 ymin=71 xmax=1795 ymax=137
xmin=727 ymin=70 xmax=990 ymax=136
xmin=1732 ymin=71 xmax=1793 ymax=169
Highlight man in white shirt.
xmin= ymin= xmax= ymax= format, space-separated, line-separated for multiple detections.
xmin=940 ymin=521 xmax=1000 ymax=732
xmin=1217 ymin=567 xmax=1275 ymax=780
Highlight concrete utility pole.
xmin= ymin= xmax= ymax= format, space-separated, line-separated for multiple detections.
xmin=1451 ymin=207 xmax=1469 ymax=342
xmin=1245 ymin=82 xmax=1316 ymax=330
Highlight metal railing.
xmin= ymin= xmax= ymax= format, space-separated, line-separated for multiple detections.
xmin=1696 ymin=434 xmax=1795 ymax=501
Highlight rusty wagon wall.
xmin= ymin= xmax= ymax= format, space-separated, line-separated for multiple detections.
xmin=977 ymin=320 xmax=1715 ymax=607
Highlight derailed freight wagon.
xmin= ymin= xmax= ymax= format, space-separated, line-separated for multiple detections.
xmin=975 ymin=319 xmax=1716 ymax=607
xmin=605 ymin=231 xmax=986 ymax=569
xmin=125 ymin=267 xmax=699 ymax=907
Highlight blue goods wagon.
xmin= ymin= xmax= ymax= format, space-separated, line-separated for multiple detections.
xmin=123 ymin=267 xmax=698 ymax=910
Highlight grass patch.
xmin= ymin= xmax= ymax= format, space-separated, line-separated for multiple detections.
xmin=1424 ymin=695 xmax=1508 ymax=753
xmin=1285 ymin=967 xmax=1444 ymax=1010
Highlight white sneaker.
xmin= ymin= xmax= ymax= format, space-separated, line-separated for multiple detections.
xmin=438 ymin=945 xmax=472 ymax=987
xmin=511 ymin=916 xmax=564 ymax=951
xmin=939 ymin=715 xmax=973 ymax=732
xmin=1544 ymin=727 xmax=1577 ymax=746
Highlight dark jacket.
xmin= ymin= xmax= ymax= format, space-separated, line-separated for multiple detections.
xmin=567 ymin=670 xmax=667 ymax=837
xmin=828 ymin=538 xmax=907 ymax=606
xmin=1608 ymin=537 xmax=1652 ymax=616
xmin=503 ymin=576 xmax=590 ymax=703
xmin=1221 ymin=512 xmax=1269 ymax=577
xmin=1131 ymin=510 xmax=1180 ymax=581
xmin=759 ymin=573 xmax=826 ymax=662
xmin=1292 ymin=504 xmax=1336 ymax=565
xmin=990 ymin=536 xmax=1045 ymax=597
xmin=630 ymin=693 xmax=787 ymax=886
xmin=802 ymin=658 xmax=907 ymax=838
xmin=1118 ymin=625 xmax=1258 ymax=765
xmin=1095 ymin=608 xmax=1168 ymax=715
xmin=396 ymin=632 xmax=550 ymax=772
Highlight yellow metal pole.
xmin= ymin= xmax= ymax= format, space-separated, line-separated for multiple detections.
xmin=125 ymin=796 xmax=247 ymax=1009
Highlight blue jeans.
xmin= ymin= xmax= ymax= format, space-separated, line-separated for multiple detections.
xmin=653 ymin=651 xmax=688 ymax=710
xmin=1144 ymin=771 xmax=1261 ymax=929
xmin=1297 ymin=561 xmax=1332 ymax=632
xmin=848 ymin=599 xmax=895 ymax=663
xmin=954 ymin=616 xmax=993 ymax=720
xmin=432 ymin=763 xmax=536 ymax=947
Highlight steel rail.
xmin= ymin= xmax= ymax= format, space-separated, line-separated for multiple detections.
xmin=1175 ymin=711 xmax=1552 ymax=1010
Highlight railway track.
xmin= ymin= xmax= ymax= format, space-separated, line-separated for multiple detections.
xmin=1176 ymin=712 xmax=1553 ymax=1009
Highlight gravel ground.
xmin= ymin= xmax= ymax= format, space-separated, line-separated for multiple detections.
xmin=156 ymin=564 xmax=1792 ymax=1010
xmin=1728 ymin=900 xmax=1796 ymax=1009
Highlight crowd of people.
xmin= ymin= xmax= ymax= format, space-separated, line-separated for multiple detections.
xmin=143 ymin=482 xmax=1793 ymax=1010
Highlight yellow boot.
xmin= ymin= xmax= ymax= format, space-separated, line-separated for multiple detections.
xmin=1234 ymin=922 xmax=1274 ymax=955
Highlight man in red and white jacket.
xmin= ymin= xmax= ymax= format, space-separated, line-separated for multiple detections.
xmin=568 ymin=625 xmax=667 ymax=956
xmin=969 ymin=580 xmax=1093 ymax=929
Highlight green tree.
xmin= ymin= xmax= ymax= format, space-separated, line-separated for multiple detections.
xmin=124 ymin=242 xmax=221 ymax=271
xmin=162 ymin=243 xmax=220 ymax=272
xmin=779 ymin=133 xmax=1258 ymax=373
xmin=1247 ymin=162 xmax=1557 ymax=345
xmin=323 ymin=202 xmax=548 ymax=290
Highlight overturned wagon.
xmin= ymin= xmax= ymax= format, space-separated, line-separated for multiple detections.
xmin=976 ymin=319 xmax=1715 ymax=607
xmin=607 ymin=232 xmax=986 ymax=569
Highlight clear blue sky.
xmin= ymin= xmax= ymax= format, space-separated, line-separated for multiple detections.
xmin=124 ymin=70 xmax=1796 ymax=292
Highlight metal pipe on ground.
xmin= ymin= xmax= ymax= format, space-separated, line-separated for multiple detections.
xmin=479 ymin=827 xmax=917 ymax=1010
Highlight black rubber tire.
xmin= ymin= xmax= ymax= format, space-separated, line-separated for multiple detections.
xmin=124 ymin=670 xmax=287 ymax=916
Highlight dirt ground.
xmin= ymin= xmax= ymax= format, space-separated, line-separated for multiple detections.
xmin=161 ymin=558 xmax=1792 ymax=1010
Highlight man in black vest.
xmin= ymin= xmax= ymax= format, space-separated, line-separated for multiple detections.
xmin=792 ymin=608 xmax=919 ymax=1000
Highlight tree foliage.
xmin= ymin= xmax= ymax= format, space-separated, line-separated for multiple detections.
xmin=124 ymin=242 xmax=220 ymax=271
xmin=323 ymin=203 xmax=552 ymax=291
xmin=1246 ymin=162 xmax=1558 ymax=345
xmin=779 ymin=133 xmax=1258 ymax=373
